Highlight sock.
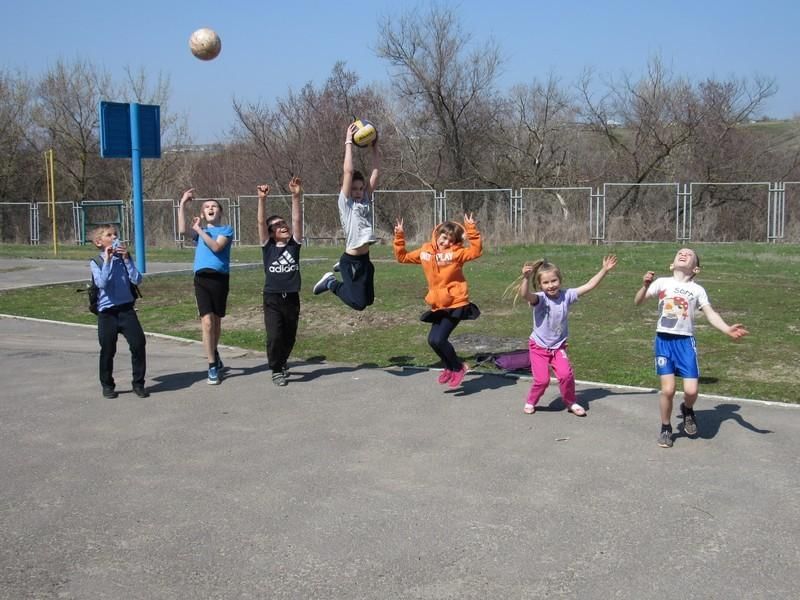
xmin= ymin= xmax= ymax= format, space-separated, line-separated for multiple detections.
xmin=209 ymin=362 xmax=216 ymax=370
xmin=661 ymin=423 xmax=672 ymax=432
xmin=682 ymin=403 xmax=694 ymax=415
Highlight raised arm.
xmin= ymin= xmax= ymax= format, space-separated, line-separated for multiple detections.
xmin=368 ymin=137 xmax=380 ymax=194
xmin=256 ymin=184 xmax=270 ymax=245
xmin=634 ymin=271 xmax=656 ymax=305
xmin=519 ymin=264 xmax=539 ymax=305
xmin=575 ymin=255 xmax=617 ymax=297
xmin=289 ymin=176 xmax=303 ymax=243
xmin=341 ymin=123 xmax=358 ymax=197
xmin=700 ymin=304 xmax=749 ymax=339
xmin=460 ymin=213 xmax=482 ymax=261
xmin=177 ymin=188 xmax=194 ymax=236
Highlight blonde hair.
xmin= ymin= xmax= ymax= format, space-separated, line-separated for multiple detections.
xmin=503 ymin=259 xmax=562 ymax=305
xmin=91 ymin=225 xmax=118 ymax=245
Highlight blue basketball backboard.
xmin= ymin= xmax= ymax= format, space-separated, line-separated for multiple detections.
xmin=99 ymin=101 xmax=161 ymax=159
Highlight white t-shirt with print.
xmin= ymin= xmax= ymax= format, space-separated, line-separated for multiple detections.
xmin=645 ymin=277 xmax=710 ymax=336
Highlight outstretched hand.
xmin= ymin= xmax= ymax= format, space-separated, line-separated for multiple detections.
xmin=522 ymin=264 xmax=534 ymax=278
xmin=257 ymin=184 xmax=270 ymax=199
xmin=180 ymin=188 xmax=195 ymax=205
xmin=727 ymin=324 xmax=749 ymax=340
xmin=463 ymin=213 xmax=476 ymax=226
xmin=642 ymin=271 xmax=656 ymax=287
xmin=602 ymin=255 xmax=618 ymax=272
xmin=394 ymin=217 xmax=404 ymax=234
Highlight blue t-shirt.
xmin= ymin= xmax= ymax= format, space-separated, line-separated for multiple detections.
xmin=192 ymin=224 xmax=234 ymax=273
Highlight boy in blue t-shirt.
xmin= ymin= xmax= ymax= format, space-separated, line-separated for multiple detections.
xmin=178 ymin=189 xmax=234 ymax=385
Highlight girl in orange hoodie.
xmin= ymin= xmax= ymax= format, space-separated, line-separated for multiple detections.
xmin=394 ymin=214 xmax=483 ymax=388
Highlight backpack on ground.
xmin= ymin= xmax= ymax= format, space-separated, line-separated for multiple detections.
xmin=473 ymin=348 xmax=531 ymax=372
xmin=87 ymin=256 xmax=141 ymax=314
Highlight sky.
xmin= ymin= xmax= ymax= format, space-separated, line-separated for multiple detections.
xmin=2 ymin=0 xmax=798 ymax=144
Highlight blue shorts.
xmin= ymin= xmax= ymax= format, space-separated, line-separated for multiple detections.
xmin=653 ymin=333 xmax=699 ymax=378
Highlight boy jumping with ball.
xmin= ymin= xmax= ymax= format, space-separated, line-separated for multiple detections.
xmin=634 ymin=248 xmax=748 ymax=448
xmin=312 ymin=122 xmax=380 ymax=310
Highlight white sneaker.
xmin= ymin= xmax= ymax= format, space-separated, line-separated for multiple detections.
xmin=313 ymin=272 xmax=335 ymax=295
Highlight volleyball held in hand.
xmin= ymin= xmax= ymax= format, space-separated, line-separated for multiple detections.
xmin=189 ymin=28 xmax=222 ymax=61
xmin=352 ymin=117 xmax=378 ymax=147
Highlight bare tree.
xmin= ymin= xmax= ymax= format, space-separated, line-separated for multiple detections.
xmin=376 ymin=4 xmax=502 ymax=186
xmin=0 ymin=70 xmax=41 ymax=201
xmin=492 ymin=74 xmax=578 ymax=187
xmin=232 ymin=62 xmax=387 ymax=192
xmin=32 ymin=59 xmax=116 ymax=201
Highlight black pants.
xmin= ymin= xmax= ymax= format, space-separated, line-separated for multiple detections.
xmin=263 ymin=292 xmax=300 ymax=372
xmin=428 ymin=314 xmax=463 ymax=371
xmin=331 ymin=252 xmax=374 ymax=311
xmin=97 ymin=304 xmax=146 ymax=389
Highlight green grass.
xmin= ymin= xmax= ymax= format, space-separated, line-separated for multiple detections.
xmin=1 ymin=242 xmax=798 ymax=403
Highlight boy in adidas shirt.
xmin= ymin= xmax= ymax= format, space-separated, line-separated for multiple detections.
xmin=257 ymin=177 xmax=304 ymax=386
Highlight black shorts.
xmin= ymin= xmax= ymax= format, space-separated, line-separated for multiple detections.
xmin=194 ymin=270 xmax=230 ymax=317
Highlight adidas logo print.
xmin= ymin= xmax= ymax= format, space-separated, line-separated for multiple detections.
xmin=268 ymin=250 xmax=299 ymax=273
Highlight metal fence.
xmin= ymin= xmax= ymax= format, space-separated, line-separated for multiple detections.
xmin=3 ymin=181 xmax=797 ymax=246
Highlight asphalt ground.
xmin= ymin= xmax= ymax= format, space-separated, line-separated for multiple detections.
xmin=1 ymin=260 xmax=799 ymax=599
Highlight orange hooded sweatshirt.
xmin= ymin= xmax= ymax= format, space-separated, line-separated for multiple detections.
xmin=394 ymin=221 xmax=482 ymax=311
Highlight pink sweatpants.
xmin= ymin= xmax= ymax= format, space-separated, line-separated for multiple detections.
xmin=526 ymin=338 xmax=577 ymax=407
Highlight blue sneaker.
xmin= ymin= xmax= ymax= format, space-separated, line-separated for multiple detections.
xmin=313 ymin=272 xmax=336 ymax=295
xmin=207 ymin=366 xmax=220 ymax=385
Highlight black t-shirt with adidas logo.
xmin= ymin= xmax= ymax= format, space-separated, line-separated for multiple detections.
xmin=261 ymin=238 xmax=301 ymax=293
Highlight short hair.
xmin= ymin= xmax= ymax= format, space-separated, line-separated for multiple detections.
xmin=92 ymin=225 xmax=117 ymax=244
xmin=352 ymin=170 xmax=365 ymax=184
xmin=202 ymin=198 xmax=223 ymax=212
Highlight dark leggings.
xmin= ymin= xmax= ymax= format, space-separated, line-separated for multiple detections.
xmin=427 ymin=315 xmax=463 ymax=371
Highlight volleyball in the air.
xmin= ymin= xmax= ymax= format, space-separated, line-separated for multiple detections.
xmin=352 ymin=117 xmax=378 ymax=147
xmin=189 ymin=28 xmax=222 ymax=61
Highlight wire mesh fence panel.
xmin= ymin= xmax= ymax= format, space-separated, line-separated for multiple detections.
xmin=373 ymin=190 xmax=436 ymax=246
xmin=690 ymin=183 xmax=769 ymax=242
xmin=301 ymin=193 xmax=342 ymax=245
xmin=236 ymin=194 xmax=294 ymax=246
xmin=36 ymin=202 xmax=78 ymax=245
xmin=518 ymin=188 xmax=592 ymax=244
xmin=604 ymin=183 xmax=678 ymax=242
xmin=0 ymin=203 xmax=33 ymax=244
xmin=127 ymin=199 xmax=178 ymax=247
xmin=442 ymin=189 xmax=512 ymax=245
xmin=786 ymin=183 xmax=800 ymax=242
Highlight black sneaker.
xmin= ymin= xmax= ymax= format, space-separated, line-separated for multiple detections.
xmin=272 ymin=371 xmax=287 ymax=387
xmin=680 ymin=403 xmax=697 ymax=436
xmin=132 ymin=384 xmax=150 ymax=398
xmin=102 ymin=386 xmax=118 ymax=399
xmin=313 ymin=272 xmax=335 ymax=295
xmin=657 ymin=428 xmax=674 ymax=448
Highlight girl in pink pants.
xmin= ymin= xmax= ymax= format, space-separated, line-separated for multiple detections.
xmin=518 ymin=255 xmax=617 ymax=416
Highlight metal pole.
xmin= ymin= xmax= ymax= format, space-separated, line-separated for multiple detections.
xmin=130 ymin=103 xmax=146 ymax=272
